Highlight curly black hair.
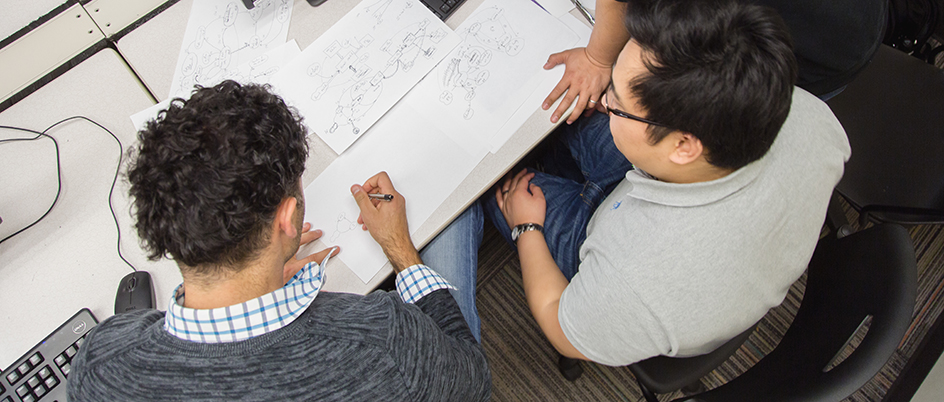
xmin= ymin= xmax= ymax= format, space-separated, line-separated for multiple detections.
xmin=127 ymin=81 xmax=309 ymax=271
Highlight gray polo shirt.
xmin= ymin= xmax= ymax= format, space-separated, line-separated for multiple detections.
xmin=559 ymin=89 xmax=851 ymax=366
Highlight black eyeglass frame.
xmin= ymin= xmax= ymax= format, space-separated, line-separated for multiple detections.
xmin=602 ymin=87 xmax=670 ymax=128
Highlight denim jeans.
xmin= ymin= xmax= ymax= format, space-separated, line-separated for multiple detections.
xmin=482 ymin=112 xmax=632 ymax=280
xmin=418 ymin=202 xmax=484 ymax=341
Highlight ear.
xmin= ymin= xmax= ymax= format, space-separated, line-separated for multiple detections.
xmin=668 ymin=132 xmax=704 ymax=165
xmin=274 ymin=196 xmax=299 ymax=239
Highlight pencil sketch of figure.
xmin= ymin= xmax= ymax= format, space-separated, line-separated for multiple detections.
xmin=308 ymin=36 xmax=375 ymax=102
xmin=330 ymin=213 xmax=359 ymax=242
xmin=439 ymin=45 xmax=492 ymax=119
xmin=436 ymin=6 xmax=523 ymax=121
xmin=359 ymin=0 xmax=398 ymax=29
xmin=466 ymin=6 xmax=525 ymax=56
xmin=329 ymin=72 xmax=384 ymax=135
xmin=175 ymin=0 xmax=290 ymax=96
xmin=310 ymin=18 xmax=446 ymax=136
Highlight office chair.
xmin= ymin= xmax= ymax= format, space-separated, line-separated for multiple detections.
xmin=826 ymin=44 xmax=944 ymax=226
xmin=559 ymin=224 xmax=916 ymax=401
xmin=628 ymin=325 xmax=757 ymax=402
xmin=672 ymin=223 xmax=917 ymax=402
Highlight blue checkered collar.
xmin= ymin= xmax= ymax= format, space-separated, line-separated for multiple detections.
xmin=164 ymin=250 xmax=334 ymax=343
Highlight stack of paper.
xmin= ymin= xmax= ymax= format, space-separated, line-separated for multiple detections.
xmin=132 ymin=0 xmax=591 ymax=284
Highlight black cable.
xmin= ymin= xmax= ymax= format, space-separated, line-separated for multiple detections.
xmin=0 ymin=126 xmax=61 ymax=244
xmin=0 ymin=116 xmax=137 ymax=272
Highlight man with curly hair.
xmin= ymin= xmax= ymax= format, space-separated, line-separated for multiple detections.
xmin=67 ymin=81 xmax=490 ymax=401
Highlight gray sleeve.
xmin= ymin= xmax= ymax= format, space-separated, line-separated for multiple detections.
xmin=389 ymin=290 xmax=491 ymax=401
xmin=559 ymin=267 xmax=673 ymax=366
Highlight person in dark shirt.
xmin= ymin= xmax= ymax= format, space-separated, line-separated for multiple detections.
xmin=67 ymin=81 xmax=490 ymax=401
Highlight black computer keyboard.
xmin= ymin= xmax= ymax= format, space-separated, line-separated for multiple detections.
xmin=0 ymin=309 xmax=97 ymax=402
xmin=420 ymin=0 xmax=467 ymax=20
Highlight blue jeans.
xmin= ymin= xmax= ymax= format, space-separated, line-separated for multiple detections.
xmin=482 ymin=112 xmax=632 ymax=280
xmin=419 ymin=203 xmax=484 ymax=341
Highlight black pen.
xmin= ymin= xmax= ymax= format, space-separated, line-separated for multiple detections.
xmin=368 ymin=193 xmax=394 ymax=202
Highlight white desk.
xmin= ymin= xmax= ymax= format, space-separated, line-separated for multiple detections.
xmin=116 ymin=0 xmax=566 ymax=294
xmin=0 ymin=0 xmax=71 ymax=41
xmin=0 ymin=49 xmax=182 ymax=369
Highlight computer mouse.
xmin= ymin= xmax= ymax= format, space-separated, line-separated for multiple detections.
xmin=115 ymin=271 xmax=156 ymax=314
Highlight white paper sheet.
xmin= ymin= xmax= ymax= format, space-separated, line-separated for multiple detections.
xmin=270 ymin=0 xmax=461 ymax=155
xmin=535 ymin=0 xmax=576 ymax=17
xmin=487 ymin=13 xmax=593 ymax=152
xmin=133 ymin=40 xmax=302 ymax=132
xmin=302 ymin=101 xmax=484 ymax=283
xmin=406 ymin=0 xmax=580 ymax=156
xmin=228 ymin=39 xmax=301 ymax=84
xmin=169 ymin=0 xmax=293 ymax=99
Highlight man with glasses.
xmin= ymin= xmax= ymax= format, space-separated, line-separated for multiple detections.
xmin=478 ymin=0 xmax=851 ymax=367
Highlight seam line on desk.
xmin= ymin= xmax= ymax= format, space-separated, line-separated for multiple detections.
xmin=0 ymin=0 xmax=81 ymax=49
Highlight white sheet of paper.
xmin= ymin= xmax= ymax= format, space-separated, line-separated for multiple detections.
xmin=228 ymin=39 xmax=301 ymax=83
xmin=535 ymin=0 xmax=576 ymax=17
xmin=406 ymin=0 xmax=579 ymax=156
xmin=302 ymin=102 xmax=484 ymax=283
xmin=133 ymin=40 xmax=302 ymax=132
xmin=487 ymin=13 xmax=593 ymax=152
xmin=169 ymin=0 xmax=293 ymax=99
xmin=270 ymin=0 xmax=461 ymax=155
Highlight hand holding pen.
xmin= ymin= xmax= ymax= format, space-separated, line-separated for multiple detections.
xmin=351 ymin=172 xmax=421 ymax=272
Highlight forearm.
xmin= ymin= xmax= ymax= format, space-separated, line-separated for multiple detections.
xmin=586 ymin=0 xmax=631 ymax=66
xmin=516 ymin=231 xmax=588 ymax=359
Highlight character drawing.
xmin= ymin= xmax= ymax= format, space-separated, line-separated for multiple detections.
xmin=330 ymin=213 xmax=359 ymax=242
xmin=175 ymin=0 xmax=290 ymax=96
xmin=437 ymin=6 xmax=523 ymax=120
xmin=306 ymin=16 xmax=445 ymax=137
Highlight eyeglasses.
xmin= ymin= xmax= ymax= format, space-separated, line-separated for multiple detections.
xmin=602 ymin=87 xmax=670 ymax=128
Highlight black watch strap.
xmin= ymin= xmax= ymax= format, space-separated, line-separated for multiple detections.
xmin=511 ymin=223 xmax=544 ymax=242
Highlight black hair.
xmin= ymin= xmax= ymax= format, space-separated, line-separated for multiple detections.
xmin=127 ymin=81 xmax=309 ymax=271
xmin=623 ymin=0 xmax=797 ymax=170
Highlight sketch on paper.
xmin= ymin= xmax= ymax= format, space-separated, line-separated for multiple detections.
xmin=230 ymin=39 xmax=301 ymax=84
xmin=270 ymin=0 xmax=461 ymax=155
xmin=170 ymin=0 xmax=293 ymax=99
xmin=330 ymin=213 xmax=360 ymax=242
xmin=438 ymin=6 xmax=523 ymax=121
xmin=405 ymin=0 xmax=579 ymax=154
xmin=307 ymin=19 xmax=447 ymax=136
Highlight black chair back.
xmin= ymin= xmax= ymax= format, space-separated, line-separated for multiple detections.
xmin=678 ymin=224 xmax=917 ymax=402
xmin=826 ymin=45 xmax=944 ymax=225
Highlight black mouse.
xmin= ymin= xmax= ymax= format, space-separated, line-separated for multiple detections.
xmin=115 ymin=271 xmax=156 ymax=314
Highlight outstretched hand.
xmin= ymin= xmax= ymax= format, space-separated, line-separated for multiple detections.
xmin=283 ymin=223 xmax=340 ymax=284
xmin=542 ymin=47 xmax=611 ymax=125
xmin=352 ymin=171 xmax=422 ymax=272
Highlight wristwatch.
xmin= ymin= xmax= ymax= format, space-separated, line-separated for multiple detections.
xmin=511 ymin=223 xmax=544 ymax=242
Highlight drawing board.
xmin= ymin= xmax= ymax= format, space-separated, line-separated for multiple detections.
xmin=270 ymin=0 xmax=461 ymax=155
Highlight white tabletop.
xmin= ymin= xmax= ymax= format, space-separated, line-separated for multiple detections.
xmin=116 ymin=0 xmax=563 ymax=295
xmin=0 ymin=0 xmax=70 ymax=41
xmin=0 ymin=49 xmax=183 ymax=369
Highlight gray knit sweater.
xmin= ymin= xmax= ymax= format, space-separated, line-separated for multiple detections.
xmin=67 ymin=290 xmax=490 ymax=401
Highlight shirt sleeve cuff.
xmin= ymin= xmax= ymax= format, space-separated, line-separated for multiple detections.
xmin=395 ymin=264 xmax=455 ymax=304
